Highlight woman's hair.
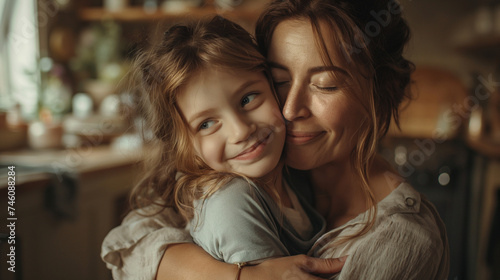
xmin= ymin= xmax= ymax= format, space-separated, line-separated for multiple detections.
xmin=129 ymin=16 xmax=271 ymax=222
xmin=256 ymin=0 xmax=414 ymax=244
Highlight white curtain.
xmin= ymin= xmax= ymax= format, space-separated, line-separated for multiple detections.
xmin=1 ymin=0 xmax=40 ymax=119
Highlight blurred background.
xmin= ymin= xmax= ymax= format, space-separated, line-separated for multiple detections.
xmin=0 ymin=0 xmax=499 ymax=279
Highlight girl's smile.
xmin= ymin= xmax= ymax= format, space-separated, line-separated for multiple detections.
xmin=231 ymin=131 xmax=272 ymax=161
xmin=176 ymin=69 xmax=286 ymax=178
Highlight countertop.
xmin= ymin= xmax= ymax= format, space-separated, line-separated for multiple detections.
xmin=0 ymin=145 xmax=144 ymax=191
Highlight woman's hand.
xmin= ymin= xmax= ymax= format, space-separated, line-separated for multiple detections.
xmin=242 ymin=254 xmax=346 ymax=280
xmin=157 ymin=243 xmax=345 ymax=280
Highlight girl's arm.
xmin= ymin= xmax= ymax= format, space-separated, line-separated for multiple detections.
xmin=157 ymin=243 xmax=346 ymax=280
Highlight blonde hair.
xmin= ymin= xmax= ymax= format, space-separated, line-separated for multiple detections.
xmin=256 ymin=0 xmax=414 ymax=244
xmin=129 ymin=16 xmax=275 ymax=222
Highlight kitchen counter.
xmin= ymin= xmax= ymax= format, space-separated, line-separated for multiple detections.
xmin=0 ymin=145 xmax=144 ymax=280
xmin=0 ymin=145 xmax=143 ymax=190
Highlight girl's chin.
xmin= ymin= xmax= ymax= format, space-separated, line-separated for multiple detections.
xmin=235 ymin=162 xmax=281 ymax=178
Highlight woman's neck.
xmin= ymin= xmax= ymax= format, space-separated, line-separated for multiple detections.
xmin=310 ymin=160 xmax=366 ymax=228
xmin=309 ymin=155 xmax=401 ymax=229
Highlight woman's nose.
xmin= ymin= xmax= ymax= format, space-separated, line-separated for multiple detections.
xmin=228 ymin=114 xmax=256 ymax=144
xmin=282 ymin=84 xmax=310 ymax=122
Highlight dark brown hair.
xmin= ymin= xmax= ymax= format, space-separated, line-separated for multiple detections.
xmin=256 ymin=0 xmax=414 ymax=244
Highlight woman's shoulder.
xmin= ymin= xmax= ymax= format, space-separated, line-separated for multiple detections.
xmin=349 ymin=186 xmax=450 ymax=279
xmin=376 ymin=182 xmax=447 ymax=249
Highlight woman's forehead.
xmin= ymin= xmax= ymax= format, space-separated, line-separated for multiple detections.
xmin=269 ymin=19 xmax=347 ymax=70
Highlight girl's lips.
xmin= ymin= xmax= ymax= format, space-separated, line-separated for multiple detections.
xmin=286 ymin=131 xmax=325 ymax=145
xmin=232 ymin=133 xmax=271 ymax=161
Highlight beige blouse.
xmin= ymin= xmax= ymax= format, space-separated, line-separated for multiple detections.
xmin=101 ymin=183 xmax=449 ymax=280
xmin=101 ymin=205 xmax=192 ymax=280
xmin=310 ymin=182 xmax=450 ymax=280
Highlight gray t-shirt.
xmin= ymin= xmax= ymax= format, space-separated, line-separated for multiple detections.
xmin=190 ymin=177 xmax=326 ymax=264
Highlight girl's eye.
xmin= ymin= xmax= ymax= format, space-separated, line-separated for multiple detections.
xmin=199 ymin=120 xmax=215 ymax=130
xmin=241 ymin=93 xmax=258 ymax=107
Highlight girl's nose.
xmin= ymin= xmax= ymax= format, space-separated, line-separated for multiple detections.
xmin=282 ymin=83 xmax=311 ymax=122
xmin=228 ymin=114 xmax=257 ymax=144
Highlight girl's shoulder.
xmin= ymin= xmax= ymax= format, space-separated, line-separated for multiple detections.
xmin=205 ymin=177 xmax=262 ymax=201
xmin=194 ymin=177 xmax=272 ymax=215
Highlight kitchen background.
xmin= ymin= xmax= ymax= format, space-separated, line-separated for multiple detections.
xmin=0 ymin=0 xmax=499 ymax=279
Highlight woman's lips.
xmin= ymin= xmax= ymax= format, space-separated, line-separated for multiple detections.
xmin=232 ymin=133 xmax=271 ymax=161
xmin=286 ymin=131 xmax=325 ymax=145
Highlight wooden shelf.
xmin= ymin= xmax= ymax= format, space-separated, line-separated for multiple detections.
xmin=79 ymin=7 xmax=261 ymax=22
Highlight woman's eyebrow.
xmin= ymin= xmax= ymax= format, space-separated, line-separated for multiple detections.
xmin=268 ymin=62 xmax=348 ymax=77
xmin=308 ymin=66 xmax=348 ymax=76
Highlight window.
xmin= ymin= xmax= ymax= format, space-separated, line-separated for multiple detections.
xmin=0 ymin=0 xmax=41 ymax=119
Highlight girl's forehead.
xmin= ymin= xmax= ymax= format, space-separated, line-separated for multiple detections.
xmin=179 ymin=69 xmax=267 ymax=99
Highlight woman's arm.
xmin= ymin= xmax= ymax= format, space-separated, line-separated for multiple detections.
xmin=157 ymin=243 xmax=346 ymax=280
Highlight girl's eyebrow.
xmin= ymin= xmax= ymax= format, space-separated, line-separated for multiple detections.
xmin=187 ymin=108 xmax=217 ymax=125
xmin=230 ymin=79 xmax=263 ymax=97
xmin=187 ymin=79 xmax=263 ymax=125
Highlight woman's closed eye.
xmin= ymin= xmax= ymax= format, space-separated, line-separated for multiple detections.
xmin=313 ymin=84 xmax=339 ymax=92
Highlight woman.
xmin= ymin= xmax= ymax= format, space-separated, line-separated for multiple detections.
xmin=101 ymin=0 xmax=449 ymax=279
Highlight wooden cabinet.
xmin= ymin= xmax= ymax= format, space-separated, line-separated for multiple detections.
xmin=0 ymin=147 xmax=142 ymax=280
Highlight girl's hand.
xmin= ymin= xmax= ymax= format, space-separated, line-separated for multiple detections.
xmin=157 ymin=243 xmax=345 ymax=280
xmin=242 ymin=254 xmax=346 ymax=280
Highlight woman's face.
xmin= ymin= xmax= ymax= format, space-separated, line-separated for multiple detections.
xmin=267 ymin=19 xmax=366 ymax=170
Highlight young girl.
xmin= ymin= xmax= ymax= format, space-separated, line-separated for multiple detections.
xmin=127 ymin=16 xmax=326 ymax=266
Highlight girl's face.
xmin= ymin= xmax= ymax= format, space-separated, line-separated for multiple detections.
xmin=267 ymin=19 xmax=366 ymax=170
xmin=177 ymin=69 xmax=286 ymax=178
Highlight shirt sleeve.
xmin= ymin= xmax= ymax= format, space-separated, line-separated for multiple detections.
xmin=190 ymin=178 xmax=289 ymax=264
xmin=338 ymin=216 xmax=446 ymax=280
xmin=101 ymin=205 xmax=193 ymax=280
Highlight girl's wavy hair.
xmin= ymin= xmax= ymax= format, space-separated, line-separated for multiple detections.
xmin=129 ymin=16 xmax=271 ymax=222
xmin=256 ymin=0 xmax=414 ymax=245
